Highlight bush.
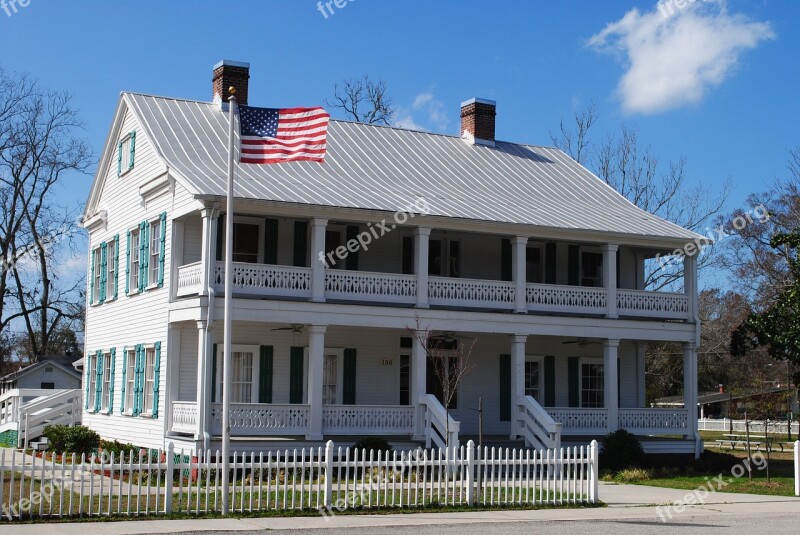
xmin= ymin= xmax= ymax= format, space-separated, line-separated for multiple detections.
xmin=99 ymin=439 xmax=142 ymax=462
xmin=599 ymin=429 xmax=644 ymax=472
xmin=352 ymin=436 xmax=393 ymax=456
xmin=42 ymin=425 xmax=100 ymax=457
xmin=614 ymin=467 xmax=651 ymax=483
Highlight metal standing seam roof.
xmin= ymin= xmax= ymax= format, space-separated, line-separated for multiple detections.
xmin=123 ymin=93 xmax=700 ymax=242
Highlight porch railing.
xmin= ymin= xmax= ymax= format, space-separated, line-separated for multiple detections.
xmin=516 ymin=395 xmax=562 ymax=450
xmin=322 ymin=404 xmax=415 ymax=435
xmin=421 ymin=394 xmax=460 ymax=450
xmin=617 ymin=289 xmax=689 ymax=320
xmin=527 ymin=284 xmax=607 ymax=315
xmin=325 ymin=270 xmax=416 ymax=304
xmin=549 ymin=408 xmax=609 ymax=435
xmin=214 ymin=262 xmax=312 ymax=298
xmin=428 ymin=276 xmax=515 ymax=309
xmin=171 ymin=401 xmax=199 ymax=434
xmin=619 ymin=408 xmax=689 ymax=434
xmin=210 ymin=403 xmax=310 ymax=436
xmin=176 ymin=261 xmax=203 ymax=297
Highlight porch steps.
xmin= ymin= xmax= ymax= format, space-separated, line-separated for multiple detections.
xmin=462 ymin=435 xmax=526 ymax=451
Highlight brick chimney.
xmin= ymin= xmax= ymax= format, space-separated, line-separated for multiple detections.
xmin=460 ymin=98 xmax=496 ymax=146
xmin=212 ymin=60 xmax=250 ymax=105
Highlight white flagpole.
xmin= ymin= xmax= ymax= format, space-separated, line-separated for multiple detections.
xmin=221 ymin=90 xmax=237 ymax=516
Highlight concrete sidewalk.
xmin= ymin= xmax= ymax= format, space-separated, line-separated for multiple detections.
xmin=2 ymin=483 xmax=798 ymax=534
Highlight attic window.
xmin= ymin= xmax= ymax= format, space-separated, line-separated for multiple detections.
xmin=44 ymin=366 xmax=53 ymax=373
xmin=117 ymin=131 xmax=136 ymax=176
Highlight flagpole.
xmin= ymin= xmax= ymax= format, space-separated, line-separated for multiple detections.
xmin=221 ymin=89 xmax=237 ymax=516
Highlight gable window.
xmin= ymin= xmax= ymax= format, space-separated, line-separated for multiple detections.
xmin=101 ymin=352 xmax=112 ymax=410
xmin=92 ymin=248 xmax=102 ymax=303
xmin=125 ymin=348 xmax=136 ymax=412
xmin=580 ymin=361 xmax=604 ymax=408
xmin=129 ymin=228 xmax=140 ymax=292
xmin=118 ymin=132 xmax=136 ymax=176
xmin=149 ymin=219 xmax=161 ymax=285
xmin=581 ymin=251 xmax=604 ymax=288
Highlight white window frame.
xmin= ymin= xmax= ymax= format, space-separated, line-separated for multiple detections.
xmin=101 ymin=351 xmax=112 ymax=412
xmin=524 ymin=355 xmax=544 ymax=402
xmin=148 ymin=218 xmax=161 ymax=289
xmin=129 ymin=228 xmax=140 ymax=294
xmin=143 ymin=346 xmax=156 ymax=415
xmin=579 ymin=357 xmax=604 ymax=409
xmin=428 ymin=237 xmax=462 ymax=277
xmin=92 ymin=247 xmax=102 ymax=304
xmin=215 ymin=344 xmax=261 ymax=404
xmin=106 ymin=239 xmax=116 ymax=301
xmin=580 ymin=247 xmax=604 ymax=288
xmin=322 ymin=348 xmax=344 ymax=405
xmin=125 ymin=348 xmax=136 ymax=415
xmin=119 ymin=133 xmax=133 ymax=175
xmin=86 ymin=353 xmax=97 ymax=411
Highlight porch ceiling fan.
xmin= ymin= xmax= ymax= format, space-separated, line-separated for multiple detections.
xmin=429 ymin=331 xmax=458 ymax=343
xmin=271 ymin=324 xmax=304 ymax=333
xmin=562 ymin=337 xmax=601 ymax=347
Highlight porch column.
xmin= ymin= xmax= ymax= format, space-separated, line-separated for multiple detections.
xmin=510 ymin=334 xmax=527 ymax=438
xmin=635 ymin=342 xmax=647 ymax=407
xmin=310 ymin=219 xmax=328 ymax=303
xmin=195 ymin=320 xmax=209 ymax=439
xmin=604 ymin=244 xmax=619 ymax=319
xmin=199 ymin=207 xmax=217 ymax=297
xmin=683 ymin=341 xmax=698 ymax=439
xmin=415 ymin=227 xmax=431 ymax=308
xmin=512 ymin=237 xmax=528 ymax=313
xmin=604 ymin=339 xmax=620 ymax=432
xmin=306 ymin=325 xmax=327 ymax=440
xmin=411 ymin=331 xmax=427 ymax=439
xmin=165 ymin=324 xmax=181 ymax=437
xmin=684 ymin=254 xmax=698 ymax=322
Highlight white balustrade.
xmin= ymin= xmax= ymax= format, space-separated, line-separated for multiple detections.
xmin=171 ymin=401 xmax=199 ymax=434
xmin=549 ymin=408 xmax=609 ymax=435
xmin=516 ymin=396 xmax=562 ymax=450
xmin=617 ymin=289 xmax=689 ymax=319
xmin=322 ymin=404 xmax=415 ymax=435
xmin=214 ymin=262 xmax=312 ymax=298
xmin=619 ymin=408 xmax=689 ymax=434
xmin=325 ymin=271 xmax=416 ymax=304
xmin=176 ymin=262 xmax=203 ymax=296
xmin=210 ymin=403 xmax=310 ymax=436
xmin=428 ymin=276 xmax=515 ymax=309
xmin=421 ymin=394 xmax=460 ymax=450
xmin=527 ymin=284 xmax=607 ymax=315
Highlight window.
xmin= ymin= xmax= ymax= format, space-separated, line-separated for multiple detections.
xmin=150 ymin=219 xmax=161 ymax=285
xmin=130 ymin=229 xmax=140 ymax=292
xmin=92 ymin=248 xmax=102 ymax=303
xmin=231 ymin=351 xmax=254 ymax=403
xmin=101 ymin=352 xmax=112 ymax=410
xmin=125 ymin=349 xmax=136 ymax=412
xmin=526 ymin=247 xmax=543 ymax=284
xmin=581 ymin=362 xmax=604 ymax=408
xmin=119 ymin=133 xmax=135 ymax=174
xmin=399 ymin=354 xmax=410 ymax=405
xmin=581 ymin=251 xmax=604 ymax=288
xmin=44 ymin=366 xmax=53 ymax=373
xmin=40 ymin=382 xmax=54 ymax=389
xmin=87 ymin=353 xmax=97 ymax=410
xmin=106 ymin=239 xmax=116 ymax=299
xmin=325 ymin=230 xmax=342 ymax=269
xmin=323 ymin=353 xmax=338 ymax=404
xmin=143 ymin=347 xmax=156 ymax=414
xmin=428 ymin=239 xmax=461 ymax=277
xmin=426 ymin=338 xmax=459 ymax=409
xmin=524 ymin=360 xmax=541 ymax=401
xmin=233 ymin=222 xmax=260 ymax=263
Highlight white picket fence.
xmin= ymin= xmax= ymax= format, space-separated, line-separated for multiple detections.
xmin=0 ymin=440 xmax=599 ymax=520
xmin=698 ymin=418 xmax=800 ymax=435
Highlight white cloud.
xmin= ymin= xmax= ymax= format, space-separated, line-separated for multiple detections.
xmin=588 ymin=1 xmax=775 ymax=114
xmin=396 ymin=91 xmax=449 ymax=132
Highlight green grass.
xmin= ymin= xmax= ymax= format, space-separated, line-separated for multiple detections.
xmin=631 ymin=474 xmax=795 ymax=496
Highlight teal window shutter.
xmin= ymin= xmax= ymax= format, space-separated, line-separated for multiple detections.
xmin=94 ymin=349 xmax=103 ymax=412
xmin=293 ymin=222 xmax=308 ymax=267
xmin=84 ymin=354 xmax=91 ymax=409
xmin=499 ymin=354 xmax=511 ymax=421
xmin=544 ymin=355 xmax=556 ymax=407
xmin=113 ymin=235 xmax=120 ymax=299
xmin=158 ymin=212 xmax=166 ymax=287
xmin=120 ymin=347 xmax=127 ymax=413
xmin=152 ymin=341 xmax=161 ymax=418
xmin=89 ymin=248 xmax=96 ymax=305
xmin=342 ymin=348 xmax=357 ymax=405
xmin=568 ymin=245 xmax=580 ymax=286
xmin=289 ymin=347 xmax=304 ymax=404
xmin=125 ymin=231 xmax=131 ymax=295
xmin=109 ymin=347 xmax=116 ymax=412
xmin=211 ymin=344 xmax=217 ymax=403
xmin=545 ymin=242 xmax=557 ymax=284
xmin=117 ymin=141 xmax=123 ymax=176
xmin=568 ymin=357 xmax=580 ymax=408
xmin=264 ymin=218 xmax=279 ymax=264
xmin=99 ymin=242 xmax=107 ymax=304
xmin=258 ymin=345 xmax=273 ymax=403
xmin=128 ymin=131 xmax=136 ymax=170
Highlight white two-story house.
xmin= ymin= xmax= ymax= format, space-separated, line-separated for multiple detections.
xmin=81 ymin=60 xmax=703 ymax=457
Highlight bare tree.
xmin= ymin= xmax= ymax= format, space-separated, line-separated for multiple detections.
xmin=327 ymin=74 xmax=395 ymax=126
xmin=549 ymin=102 xmax=598 ymax=165
xmin=410 ymin=318 xmax=477 ymax=448
xmin=0 ymin=68 xmax=90 ymax=361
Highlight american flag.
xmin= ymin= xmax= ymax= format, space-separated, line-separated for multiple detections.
xmin=239 ymin=106 xmax=330 ymax=164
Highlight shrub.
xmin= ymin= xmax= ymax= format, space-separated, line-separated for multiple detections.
xmin=599 ymin=429 xmax=644 ymax=472
xmin=43 ymin=425 xmax=100 ymax=457
xmin=99 ymin=439 xmax=142 ymax=462
xmin=352 ymin=436 xmax=393 ymax=456
xmin=614 ymin=467 xmax=651 ymax=483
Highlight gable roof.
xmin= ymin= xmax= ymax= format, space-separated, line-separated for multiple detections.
xmin=0 ymin=359 xmax=82 ymax=384
xmin=92 ymin=92 xmax=701 ymax=243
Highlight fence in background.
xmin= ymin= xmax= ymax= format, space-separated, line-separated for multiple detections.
xmin=698 ymin=418 xmax=799 ymax=435
xmin=0 ymin=439 xmax=599 ymax=520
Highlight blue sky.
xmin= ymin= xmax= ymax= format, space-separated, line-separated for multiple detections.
xmin=1 ymin=0 xmax=797 ymax=278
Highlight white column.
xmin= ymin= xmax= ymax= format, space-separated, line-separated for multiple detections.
xmin=415 ymin=227 xmax=431 ymax=308
xmin=411 ymin=332 xmax=427 ymax=439
xmin=684 ymin=254 xmax=698 ymax=322
xmin=195 ymin=320 xmax=208 ymax=439
xmin=310 ymin=219 xmax=328 ymax=303
xmin=512 ymin=237 xmax=528 ymax=313
xmin=635 ymin=342 xmax=647 ymax=407
xmin=683 ymin=341 xmax=698 ymax=440
xmin=604 ymin=244 xmax=619 ymax=319
xmin=510 ymin=334 xmax=527 ymax=438
xmin=199 ymin=208 xmax=216 ymax=297
xmin=165 ymin=324 xmax=181 ymax=436
xmin=306 ymin=325 xmax=326 ymax=440
xmin=171 ymin=219 xmax=185 ymax=301
xmin=604 ymin=339 xmax=620 ymax=432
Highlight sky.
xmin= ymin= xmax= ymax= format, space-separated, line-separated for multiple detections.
xmin=1 ymin=0 xmax=798 ymax=288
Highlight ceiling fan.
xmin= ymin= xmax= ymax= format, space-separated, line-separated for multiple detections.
xmin=271 ymin=324 xmax=304 ymax=333
xmin=429 ymin=331 xmax=458 ymax=343
xmin=562 ymin=337 xmax=601 ymax=347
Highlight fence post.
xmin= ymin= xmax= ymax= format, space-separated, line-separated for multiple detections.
xmin=165 ymin=443 xmax=174 ymax=514
xmin=324 ymin=440 xmax=334 ymax=510
xmin=589 ymin=440 xmax=599 ymax=504
xmin=794 ymin=440 xmax=799 ymax=498
xmin=466 ymin=440 xmax=475 ymax=506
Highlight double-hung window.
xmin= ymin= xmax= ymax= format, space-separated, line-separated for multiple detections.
xmin=86 ymin=353 xmax=97 ymax=409
xmin=524 ymin=359 xmax=542 ymax=401
xmin=581 ymin=251 xmax=604 ymax=288
xmin=125 ymin=348 xmax=136 ymax=412
xmin=149 ymin=219 xmax=161 ymax=286
xmin=580 ymin=361 xmax=604 ymax=408
xmin=92 ymin=248 xmax=102 ymax=303
xmin=101 ymin=352 xmax=112 ymax=411
xmin=118 ymin=132 xmax=135 ymax=175
xmin=106 ymin=240 xmax=116 ymax=300
xmin=143 ymin=347 xmax=156 ymax=414
xmin=322 ymin=353 xmax=338 ymax=405
xmin=129 ymin=229 xmax=140 ymax=292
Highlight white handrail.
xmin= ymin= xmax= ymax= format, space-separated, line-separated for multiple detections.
xmin=421 ymin=394 xmax=460 ymax=450
xmin=517 ymin=395 xmax=562 ymax=450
